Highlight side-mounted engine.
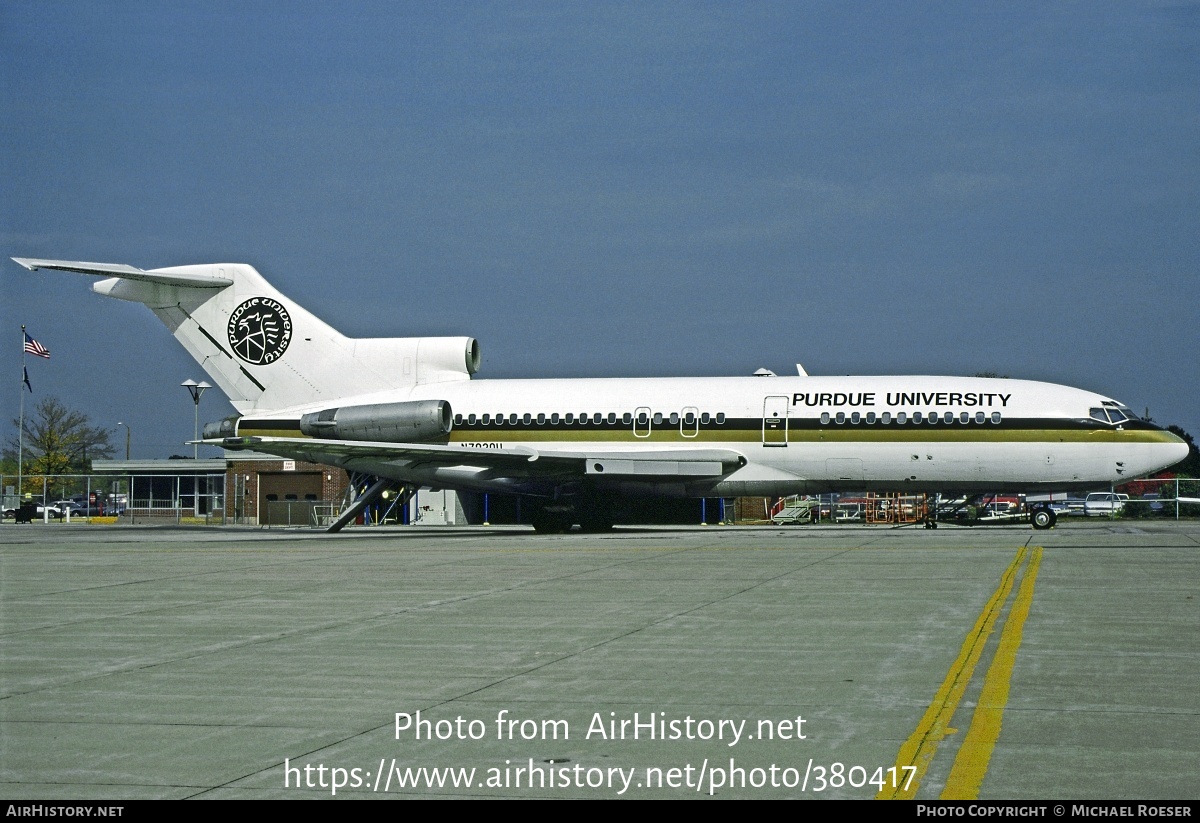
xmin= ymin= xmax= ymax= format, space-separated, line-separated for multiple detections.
xmin=298 ymin=399 xmax=453 ymax=442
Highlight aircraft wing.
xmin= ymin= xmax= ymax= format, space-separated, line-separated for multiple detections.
xmin=208 ymin=436 xmax=746 ymax=478
xmin=12 ymin=258 xmax=233 ymax=288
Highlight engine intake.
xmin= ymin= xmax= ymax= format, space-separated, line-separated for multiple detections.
xmin=300 ymin=400 xmax=452 ymax=442
xmin=202 ymin=415 xmax=240 ymax=439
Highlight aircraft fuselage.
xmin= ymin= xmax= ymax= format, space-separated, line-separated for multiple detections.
xmin=233 ymin=374 xmax=1183 ymax=498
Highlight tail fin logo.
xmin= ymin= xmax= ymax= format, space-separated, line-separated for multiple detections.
xmin=227 ymin=297 xmax=293 ymax=365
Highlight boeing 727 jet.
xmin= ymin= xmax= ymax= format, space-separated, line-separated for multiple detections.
xmin=14 ymin=257 xmax=1188 ymax=532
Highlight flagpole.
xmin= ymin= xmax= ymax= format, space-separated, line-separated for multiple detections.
xmin=19 ymin=325 xmax=26 ymax=500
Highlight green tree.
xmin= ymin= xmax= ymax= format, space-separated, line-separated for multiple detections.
xmin=5 ymin=397 xmax=114 ymax=493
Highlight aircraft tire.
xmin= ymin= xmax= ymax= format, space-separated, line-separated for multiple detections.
xmin=1031 ymin=507 xmax=1056 ymax=530
xmin=531 ymin=508 xmax=573 ymax=534
xmin=578 ymin=513 xmax=614 ymax=532
xmin=577 ymin=495 xmax=616 ymax=533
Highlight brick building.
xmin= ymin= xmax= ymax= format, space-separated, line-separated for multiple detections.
xmin=93 ymin=453 xmax=349 ymax=526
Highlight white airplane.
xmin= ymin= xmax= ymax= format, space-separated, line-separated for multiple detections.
xmin=14 ymin=257 xmax=1189 ymax=532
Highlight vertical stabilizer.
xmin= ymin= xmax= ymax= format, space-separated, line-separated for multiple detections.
xmin=13 ymin=259 xmax=480 ymax=413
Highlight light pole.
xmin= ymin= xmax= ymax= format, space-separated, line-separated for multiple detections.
xmin=181 ymin=380 xmax=211 ymax=459
xmin=116 ymin=422 xmax=131 ymax=461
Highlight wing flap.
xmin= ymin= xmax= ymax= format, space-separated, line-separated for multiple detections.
xmin=584 ymin=458 xmax=723 ymax=477
xmin=208 ymin=436 xmax=745 ymax=478
xmin=212 ymin=436 xmax=541 ymax=464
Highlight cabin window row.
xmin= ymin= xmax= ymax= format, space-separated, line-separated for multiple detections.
xmin=820 ymin=411 xmax=1003 ymax=425
xmin=454 ymin=411 xmax=728 ymax=426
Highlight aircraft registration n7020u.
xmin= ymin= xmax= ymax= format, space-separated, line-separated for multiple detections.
xmin=14 ymin=257 xmax=1187 ymax=532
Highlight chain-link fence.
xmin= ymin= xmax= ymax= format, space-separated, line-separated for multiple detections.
xmin=1114 ymin=476 xmax=1200 ymax=520
xmin=4 ymin=472 xmax=1197 ymax=526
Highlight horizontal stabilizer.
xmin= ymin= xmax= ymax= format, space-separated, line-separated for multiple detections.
xmin=12 ymin=258 xmax=232 ymax=288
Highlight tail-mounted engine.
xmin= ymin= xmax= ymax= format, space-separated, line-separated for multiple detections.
xmin=299 ymin=399 xmax=453 ymax=442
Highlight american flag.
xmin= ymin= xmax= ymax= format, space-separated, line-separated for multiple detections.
xmin=24 ymin=331 xmax=49 ymax=359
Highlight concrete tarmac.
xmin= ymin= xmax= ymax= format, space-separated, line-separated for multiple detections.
xmin=1 ymin=519 xmax=1197 ymax=799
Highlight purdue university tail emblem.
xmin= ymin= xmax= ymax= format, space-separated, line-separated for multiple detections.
xmin=228 ymin=297 xmax=292 ymax=365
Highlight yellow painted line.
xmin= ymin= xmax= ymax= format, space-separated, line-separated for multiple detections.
xmin=876 ymin=546 xmax=1027 ymax=800
xmin=941 ymin=546 xmax=1043 ymax=799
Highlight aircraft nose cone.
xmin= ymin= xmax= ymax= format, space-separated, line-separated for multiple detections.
xmin=1165 ymin=430 xmax=1191 ymax=468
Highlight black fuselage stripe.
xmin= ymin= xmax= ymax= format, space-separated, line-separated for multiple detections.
xmin=236 ymin=416 xmax=1163 ymax=438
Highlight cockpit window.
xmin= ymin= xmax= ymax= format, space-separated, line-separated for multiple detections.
xmin=1091 ymin=406 xmax=1133 ymax=425
xmin=1099 ymin=401 xmax=1139 ymax=421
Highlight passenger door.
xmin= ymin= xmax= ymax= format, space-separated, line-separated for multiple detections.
xmin=763 ymin=396 xmax=789 ymax=447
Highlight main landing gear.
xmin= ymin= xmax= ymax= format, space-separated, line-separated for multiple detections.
xmin=530 ymin=495 xmax=616 ymax=534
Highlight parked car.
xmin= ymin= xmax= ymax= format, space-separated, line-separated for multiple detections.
xmin=4 ymin=503 xmax=63 ymax=522
xmin=1084 ymin=492 xmax=1127 ymax=517
xmin=53 ymin=496 xmax=108 ymax=516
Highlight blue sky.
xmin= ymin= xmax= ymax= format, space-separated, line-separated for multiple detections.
xmin=3 ymin=2 xmax=1197 ymax=457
